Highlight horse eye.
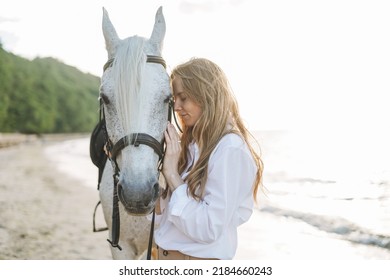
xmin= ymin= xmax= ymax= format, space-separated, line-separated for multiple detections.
xmin=99 ymin=93 xmax=110 ymax=105
xmin=164 ymin=96 xmax=172 ymax=104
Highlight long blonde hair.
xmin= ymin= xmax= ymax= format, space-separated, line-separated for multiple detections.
xmin=171 ymin=58 xmax=264 ymax=202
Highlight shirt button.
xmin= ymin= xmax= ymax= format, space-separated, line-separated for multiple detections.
xmin=163 ymin=250 xmax=169 ymax=256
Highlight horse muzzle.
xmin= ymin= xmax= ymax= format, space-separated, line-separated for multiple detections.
xmin=117 ymin=181 xmax=159 ymax=215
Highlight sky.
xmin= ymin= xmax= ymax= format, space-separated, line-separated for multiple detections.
xmin=0 ymin=0 xmax=389 ymax=131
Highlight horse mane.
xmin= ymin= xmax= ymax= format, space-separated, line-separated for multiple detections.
xmin=112 ymin=36 xmax=147 ymax=134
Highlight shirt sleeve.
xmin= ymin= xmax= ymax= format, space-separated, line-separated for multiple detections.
xmin=167 ymin=143 xmax=255 ymax=244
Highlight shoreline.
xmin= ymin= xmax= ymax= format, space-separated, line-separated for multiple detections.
xmin=0 ymin=133 xmax=90 ymax=149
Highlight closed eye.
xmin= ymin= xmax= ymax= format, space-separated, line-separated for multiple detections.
xmin=175 ymin=92 xmax=187 ymax=102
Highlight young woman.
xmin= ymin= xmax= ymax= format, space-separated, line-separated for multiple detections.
xmin=155 ymin=58 xmax=263 ymax=260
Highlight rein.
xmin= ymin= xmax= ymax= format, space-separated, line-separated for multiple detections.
xmin=94 ymin=54 xmax=180 ymax=260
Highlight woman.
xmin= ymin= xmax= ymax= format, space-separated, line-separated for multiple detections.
xmin=155 ymin=58 xmax=263 ymax=260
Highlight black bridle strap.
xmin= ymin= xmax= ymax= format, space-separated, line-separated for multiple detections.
xmin=107 ymin=173 xmax=122 ymax=250
xmin=110 ymin=133 xmax=163 ymax=163
xmin=146 ymin=55 xmax=167 ymax=69
xmin=146 ymin=209 xmax=155 ymax=260
xmin=103 ymin=58 xmax=114 ymax=72
xmin=103 ymin=55 xmax=166 ymax=72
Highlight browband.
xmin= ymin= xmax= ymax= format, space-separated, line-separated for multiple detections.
xmin=103 ymin=55 xmax=166 ymax=72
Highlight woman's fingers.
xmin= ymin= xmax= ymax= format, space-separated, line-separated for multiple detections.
xmin=165 ymin=123 xmax=180 ymax=147
xmin=167 ymin=123 xmax=178 ymax=138
xmin=163 ymin=123 xmax=180 ymax=165
xmin=163 ymin=123 xmax=183 ymax=190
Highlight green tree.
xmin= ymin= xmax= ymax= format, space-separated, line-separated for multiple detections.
xmin=0 ymin=45 xmax=100 ymax=133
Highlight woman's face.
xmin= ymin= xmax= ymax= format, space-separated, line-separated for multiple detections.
xmin=172 ymin=76 xmax=202 ymax=127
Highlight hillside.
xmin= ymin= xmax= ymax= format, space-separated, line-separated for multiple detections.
xmin=0 ymin=45 xmax=100 ymax=133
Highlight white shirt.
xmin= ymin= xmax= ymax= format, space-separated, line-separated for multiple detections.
xmin=154 ymin=133 xmax=256 ymax=259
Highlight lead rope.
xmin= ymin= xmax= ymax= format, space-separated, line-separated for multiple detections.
xmin=146 ymin=209 xmax=155 ymax=259
xmin=106 ymin=163 xmax=122 ymax=250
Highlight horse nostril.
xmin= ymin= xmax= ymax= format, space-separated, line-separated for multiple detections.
xmin=153 ymin=183 xmax=160 ymax=197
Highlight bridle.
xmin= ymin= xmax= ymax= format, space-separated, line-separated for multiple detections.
xmin=101 ymin=55 xmax=169 ymax=175
xmin=97 ymin=54 xmax=180 ymax=259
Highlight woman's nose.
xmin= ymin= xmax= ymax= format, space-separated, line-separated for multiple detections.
xmin=174 ymin=101 xmax=181 ymax=111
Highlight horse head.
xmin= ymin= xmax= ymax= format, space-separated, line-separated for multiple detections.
xmin=100 ymin=7 xmax=170 ymax=215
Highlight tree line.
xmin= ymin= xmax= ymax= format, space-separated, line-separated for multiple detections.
xmin=0 ymin=44 xmax=100 ymax=134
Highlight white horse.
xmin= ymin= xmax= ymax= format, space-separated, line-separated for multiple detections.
xmin=98 ymin=7 xmax=170 ymax=259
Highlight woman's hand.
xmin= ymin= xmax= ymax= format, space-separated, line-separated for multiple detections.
xmin=163 ymin=123 xmax=184 ymax=191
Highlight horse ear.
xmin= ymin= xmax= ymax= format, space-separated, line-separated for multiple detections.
xmin=149 ymin=6 xmax=166 ymax=53
xmin=102 ymin=7 xmax=120 ymax=59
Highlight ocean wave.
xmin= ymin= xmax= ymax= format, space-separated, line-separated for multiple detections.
xmin=260 ymin=205 xmax=390 ymax=250
xmin=265 ymin=172 xmax=337 ymax=185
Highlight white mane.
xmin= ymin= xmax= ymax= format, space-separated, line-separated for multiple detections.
xmin=112 ymin=36 xmax=147 ymax=134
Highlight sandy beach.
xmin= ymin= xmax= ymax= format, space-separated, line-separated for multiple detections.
xmin=0 ymin=138 xmax=112 ymax=260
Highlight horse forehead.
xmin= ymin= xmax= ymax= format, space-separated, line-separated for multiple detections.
xmin=141 ymin=66 xmax=170 ymax=98
xmin=143 ymin=67 xmax=169 ymax=86
xmin=117 ymin=36 xmax=155 ymax=54
xmin=143 ymin=40 xmax=158 ymax=54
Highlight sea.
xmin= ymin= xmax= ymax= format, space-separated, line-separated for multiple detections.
xmin=44 ymin=130 xmax=390 ymax=260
